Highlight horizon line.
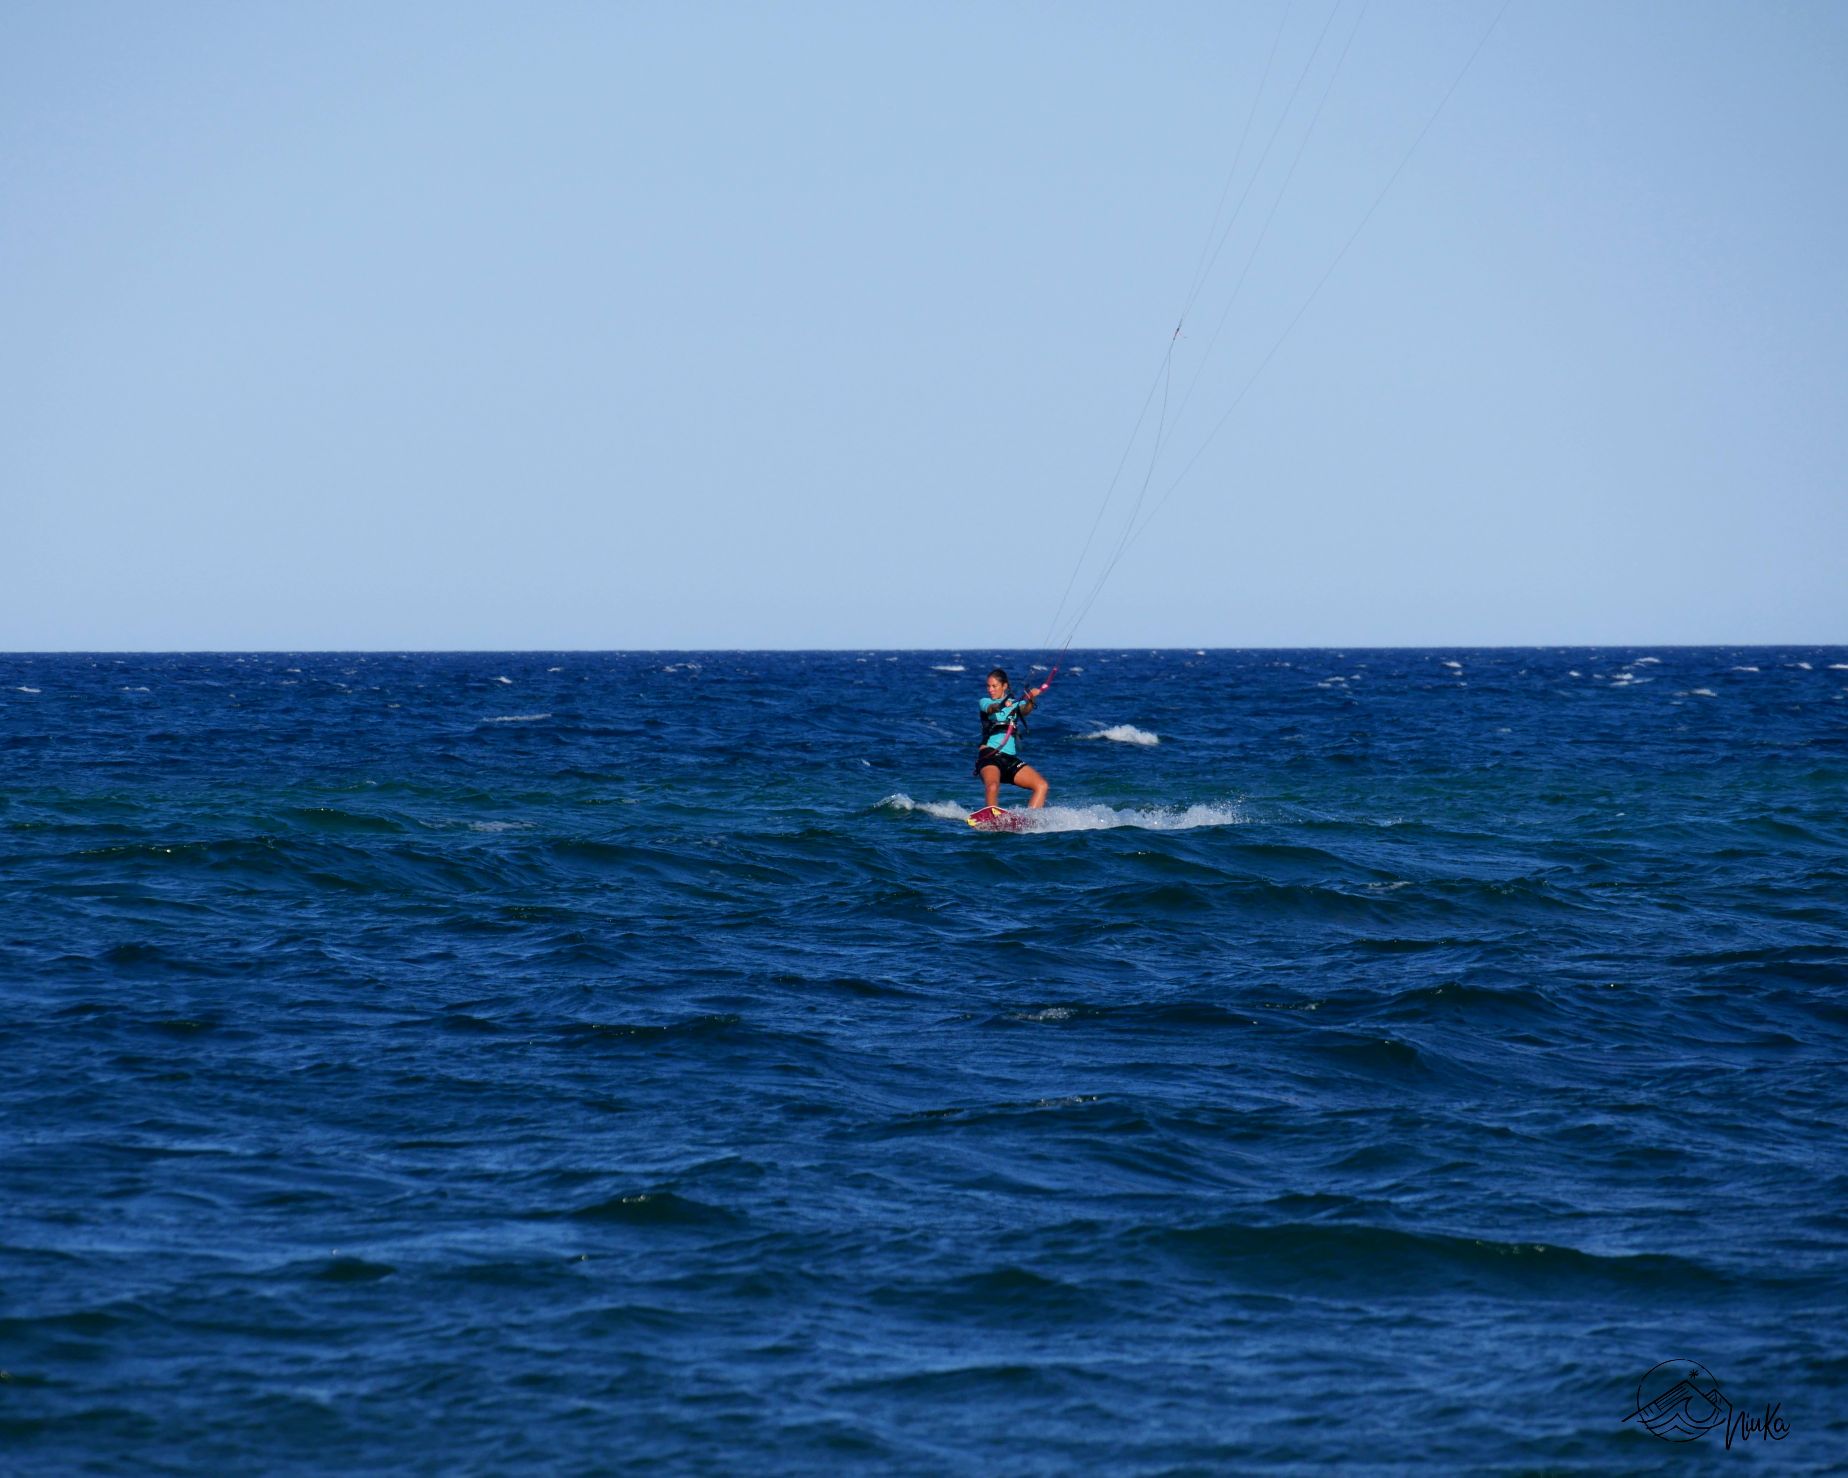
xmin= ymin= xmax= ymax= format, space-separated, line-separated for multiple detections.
xmin=5 ymin=642 xmax=1845 ymax=657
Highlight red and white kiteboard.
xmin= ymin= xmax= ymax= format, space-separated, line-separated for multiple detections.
xmin=967 ymin=806 xmax=1027 ymax=833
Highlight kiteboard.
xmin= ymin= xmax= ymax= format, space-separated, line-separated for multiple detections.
xmin=968 ymin=806 xmax=1027 ymax=833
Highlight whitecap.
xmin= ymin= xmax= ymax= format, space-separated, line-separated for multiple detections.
xmin=931 ymin=664 xmax=966 ymax=673
xmin=883 ymin=793 xmax=1240 ymax=833
xmin=1568 ymin=670 xmax=1582 ymax=678
xmin=494 ymin=676 xmax=513 ymax=685
xmin=1077 ymin=724 xmax=1160 ymax=746
xmin=469 ymin=820 xmax=533 ymax=832
xmin=547 ymin=666 xmax=563 ymax=673
xmin=1022 ymin=802 xmax=1243 ymax=833
xmin=1830 ymin=664 xmax=1848 ymax=671
xmin=1731 ymin=665 xmax=1759 ymax=673
xmin=1686 ymin=688 xmax=1717 ymax=697
xmin=878 ymin=793 xmax=969 ymax=821
xmin=14 ymin=686 xmax=40 ymax=694
xmin=481 ymin=713 xmax=552 ymax=724
xmin=1793 ymin=661 xmax=1813 ymax=670
xmin=120 ymin=686 xmax=150 ymax=693
xmin=1632 ymin=656 xmax=1661 ymax=665
xmin=1443 ymin=660 xmax=1463 ymax=670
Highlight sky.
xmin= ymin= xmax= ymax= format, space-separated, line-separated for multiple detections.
xmin=3 ymin=0 xmax=1843 ymax=650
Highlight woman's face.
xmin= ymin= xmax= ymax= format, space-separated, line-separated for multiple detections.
xmin=986 ymin=675 xmax=1007 ymax=701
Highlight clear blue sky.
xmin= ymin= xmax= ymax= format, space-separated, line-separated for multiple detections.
xmin=4 ymin=0 xmax=1843 ymax=649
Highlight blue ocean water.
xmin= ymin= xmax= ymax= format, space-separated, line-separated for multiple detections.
xmin=1 ymin=648 xmax=1844 ymax=1472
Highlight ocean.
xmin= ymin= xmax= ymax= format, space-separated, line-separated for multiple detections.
xmin=2 ymin=648 xmax=1843 ymax=1472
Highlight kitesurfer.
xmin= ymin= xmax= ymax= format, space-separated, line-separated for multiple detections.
xmin=975 ymin=668 xmax=1050 ymax=811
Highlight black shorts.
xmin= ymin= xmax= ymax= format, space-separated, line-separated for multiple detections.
xmin=974 ymin=747 xmax=1025 ymax=783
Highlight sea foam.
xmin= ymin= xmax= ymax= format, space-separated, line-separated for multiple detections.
xmin=1020 ymin=802 xmax=1242 ymax=833
xmin=879 ymin=795 xmax=1241 ymax=833
xmin=878 ymin=794 xmax=969 ymax=822
xmin=1078 ymin=725 xmax=1161 ymax=746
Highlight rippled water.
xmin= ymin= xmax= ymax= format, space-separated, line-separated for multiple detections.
xmin=2 ymin=649 xmax=1844 ymax=1470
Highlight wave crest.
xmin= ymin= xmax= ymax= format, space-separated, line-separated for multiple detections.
xmin=1026 ymin=802 xmax=1242 ymax=833
xmin=878 ymin=793 xmax=970 ymax=821
xmin=1078 ymin=724 xmax=1160 ymax=746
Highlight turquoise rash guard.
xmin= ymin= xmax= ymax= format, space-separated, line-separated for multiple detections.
xmin=978 ymin=696 xmax=1024 ymax=757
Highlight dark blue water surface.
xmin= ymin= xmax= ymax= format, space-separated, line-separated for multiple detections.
xmin=2 ymin=649 xmax=1844 ymax=1472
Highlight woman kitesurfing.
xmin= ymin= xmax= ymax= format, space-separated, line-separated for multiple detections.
xmin=971 ymin=668 xmax=1050 ymax=825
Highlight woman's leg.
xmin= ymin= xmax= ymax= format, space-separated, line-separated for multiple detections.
xmin=1012 ymin=765 xmax=1049 ymax=808
xmin=980 ymin=763 xmax=1003 ymax=809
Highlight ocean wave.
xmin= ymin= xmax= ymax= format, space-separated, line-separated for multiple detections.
xmin=878 ymin=793 xmax=970 ymax=821
xmin=1077 ymin=724 xmax=1160 ymax=746
xmin=1018 ymin=802 xmax=1243 ymax=833
xmin=481 ymin=713 xmax=552 ymax=724
xmin=931 ymin=664 xmax=965 ymax=672
xmin=561 ymin=1190 xmax=739 ymax=1225
xmin=1151 ymin=1218 xmax=1729 ymax=1296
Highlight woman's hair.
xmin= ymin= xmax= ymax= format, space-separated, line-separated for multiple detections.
xmin=987 ymin=668 xmax=1009 ymax=687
